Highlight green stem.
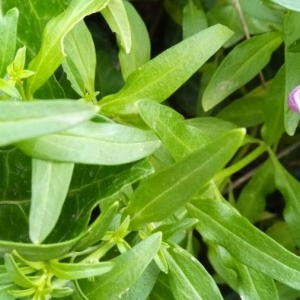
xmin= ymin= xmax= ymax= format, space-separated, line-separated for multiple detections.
xmin=214 ymin=144 xmax=268 ymax=183
xmin=17 ymin=81 xmax=27 ymax=100
xmin=82 ymin=240 xmax=116 ymax=263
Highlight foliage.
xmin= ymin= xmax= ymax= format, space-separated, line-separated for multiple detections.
xmin=0 ymin=0 xmax=300 ymax=299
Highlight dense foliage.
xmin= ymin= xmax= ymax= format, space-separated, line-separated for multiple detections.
xmin=1 ymin=0 xmax=300 ymax=299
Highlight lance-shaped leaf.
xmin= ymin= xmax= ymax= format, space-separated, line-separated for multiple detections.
xmin=126 ymin=129 xmax=245 ymax=230
xmin=271 ymin=154 xmax=300 ymax=246
xmin=62 ymin=20 xmax=96 ymax=97
xmin=50 ymin=260 xmax=114 ymax=280
xmin=18 ymin=121 xmax=161 ymax=165
xmin=30 ymin=159 xmax=74 ymax=244
xmin=208 ymin=243 xmax=279 ymax=300
xmin=0 ymin=8 xmax=19 ymax=77
xmin=283 ymin=12 xmax=300 ymax=135
xmin=99 ymin=24 xmax=233 ymax=115
xmin=188 ymin=199 xmax=300 ymax=290
xmin=79 ymin=233 xmax=162 ymax=300
xmin=202 ymin=32 xmax=282 ymax=111
xmin=101 ymin=0 xmax=131 ymax=54
xmin=137 ymin=99 xmax=205 ymax=161
xmin=165 ymin=245 xmax=223 ymax=300
xmin=26 ymin=0 xmax=111 ymax=97
xmin=0 ymin=100 xmax=99 ymax=147
xmin=118 ymin=1 xmax=150 ymax=80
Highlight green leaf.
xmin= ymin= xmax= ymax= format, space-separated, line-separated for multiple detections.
xmin=99 ymin=24 xmax=233 ymax=116
xmin=118 ymin=1 xmax=150 ymax=80
xmin=0 ymin=79 xmax=21 ymax=99
xmin=45 ymin=159 xmax=154 ymax=242
xmin=0 ymin=283 xmax=19 ymax=300
xmin=202 ymin=32 xmax=282 ymax=111
xmin=217 ymin=97 xmax=265 ymax=127
xmin=73 ymin=201 xmax=119 ymax=251
xmin=137 ymin=100 xmax=205 ymax=161
xmin=153 ymin=218 xmax=198 ymax=240
xmin=18 ymin=121 xmax=161 ymax=165
xmin=283 ymin=11 xmax=300 ymax=135
xmin=4 ymin=254 xmax=37 ymax=288
xmin=188 ymin=199 xmax=300 ymax=290
xmin=236 ymin=159 xmax=275 ymax=223
xmin=26 ymin=0 xmax=110 ymax=97
xmin=207 ymin=243 xmax=279 ymax=300
xmin=0 ymin=8 xmax=19 ymax=78
xmin=30 ymin=159 xmax=74 ymax=244
xmin=126 ymin=129 xmax=245 ymax=230
xmin=261 ymin=66 xmax=285 ymax=145
xmin=271 ymin=154 xmax=300 ymax=246
xmin=0 ymin=236 xmax=81 ymax=261
xmin=50 ymin=260 xmax=114 ymax=280
xmin=270 ymin=0 xmax=300 ymax=11
xmin=182 ymin=0 xmax=207 ymax=39
xmin=101 ymin=0 xmax=131 ymax=54
xmin=0 ymin=100 xmax=99 ymax=147
xmin=165 ymin=245 xmax=223 ymax=300
xmin=121 ymin=262 xmax=160 ymax=300
xmin=62 ymin=20 xmax=96 ymax=97
xmin=148 ymin=272 xmax=175 ymax=300
xmin=78 ymin=233 xmax=162 ymax=300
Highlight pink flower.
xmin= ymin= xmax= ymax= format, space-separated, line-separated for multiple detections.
xmin=288 ymin=85 xmax=300 ymax=113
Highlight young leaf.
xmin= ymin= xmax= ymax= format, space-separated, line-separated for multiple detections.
xmin=30 ymin=159 xmax=74 ymax=244
xmin=182 ymin=0 xmax=207 ymax=39
xmin=165 ymin=245 xmax=223 ymax=300
xmin=283 ymin=11 xmax=300 ymax=135
xmin=202 ymin=32 xmax=282 ymax=111
xmin=126 ymin=129 xmax=245 ymax=230
xmin=188 ymin=199 xmax=300 ymax=290
xmin=50 ymin=260 xmax=114 ymax=280
xmin=137 ymin=99 xmax=205 ymax=161
xmin=62 ymin=20 xmax=96 ymax=97
xmin=101 ymin=0 xmax=131 ymax=54
xmin=0 ymin=8 xmax=19 ymax=77
xmin=18 ymin=121 xmax=161 ymax=165
xmin=0 ymin=100 xmax=99 ymax=147
xmin=78 ymin=233 xmax=162 ymax=300
xmin=73 ymin=201 xmax=119 ymax=251
xmin=118 ymin=1 xmax=150 ymax=80
xmin=261 ymin=66 xmax=285 ymax=145
xmin=271 ymin=154 xmax=300 ymax=246
xmin=26 ymin=0 xmax=111 ymax=97
xmin=99 ymin=24 xmax=233 ymax=115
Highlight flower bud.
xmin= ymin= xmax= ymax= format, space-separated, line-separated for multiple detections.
xmin=288 ymin=85 xmax=300 ymax=113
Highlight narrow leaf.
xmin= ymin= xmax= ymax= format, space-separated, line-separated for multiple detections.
xmin=0 ymin=100 xmax=99 ymax=147
xmin=126 ymin=129 xmax=245 ymax=229
xmin=118 ymin=1 xmax=150 ymax=79
xmin=165 ymin=245 xmax=223 ymax=300
xmin=202 ymin=32 xmax=282 ymax=111
xmin=283 ymin=11 xmax=300 ymax=135
xmin=271 ymin=154 xmax=300 ymax=246
xmin=62 ymin=20 xmax=96 ymax=96
xmin=101 ymin=0 xmax=131 ymax=54
xmin=137 ymin=99 xmax=205 ymax=161
xmin=50 ymin=260 xmax=113 ymax=280
xmin=79 ymin=233 xmax=162 ymax=300
xmin=26 ymin=0 xmax=110 ymax=97
xmin=0 ymin=8 xmax=19 ymax=77
xmin=188 ymin=199 xmax=300 ymax=290
xmin=30 ymin=159 xmax=74 ymax=244
xmin=100 ymin=24 xmax=233 ymax=115
xmin=18 ymin=121 xmax=161 ymax=165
